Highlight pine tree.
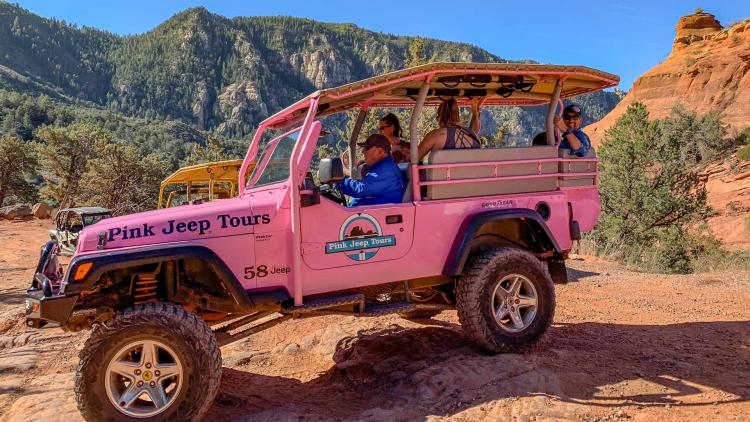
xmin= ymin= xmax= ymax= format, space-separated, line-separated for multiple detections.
xmin=0 ymin=135 xmax=38 ymax=206
xmin=78 ymin=142 xmax=169 ymax=215
xmin=36 ymin=123 xmax=109 ymax=207
xmin=182 ymin=134 xmax=228 ymax=166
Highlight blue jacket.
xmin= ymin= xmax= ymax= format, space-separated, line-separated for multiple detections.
xmin=338 ymin=156 xmax=406 ymax=206
xmin=559 ymin=129 xmax=591 ymax=157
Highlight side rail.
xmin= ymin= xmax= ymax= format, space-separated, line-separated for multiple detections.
xmin=411 ymin=156 xmax=599 ymax=201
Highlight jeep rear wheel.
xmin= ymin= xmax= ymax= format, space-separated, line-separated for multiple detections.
xmin=456 ymin=248 xmax=555 ymax=353
xmin=75 ymin=303 xmax=222 ymax=421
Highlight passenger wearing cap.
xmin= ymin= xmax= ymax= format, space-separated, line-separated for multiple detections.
xmin=337 ymin=134 xmax=407 ymax=207
xmin=554 ymin=104 xmax=591 ymax=157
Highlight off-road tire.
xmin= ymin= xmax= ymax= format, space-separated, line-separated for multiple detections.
xmin=456 ymin=248 xmax=555 ymax=353
xmin=75 ymin=302 xmax=222 ymax=421
xmin=398 ymin=309 xmax=442 ymax=320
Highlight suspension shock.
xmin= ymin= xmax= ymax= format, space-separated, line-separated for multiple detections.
xmin=131 ymin=264 xmax=161 ymax=305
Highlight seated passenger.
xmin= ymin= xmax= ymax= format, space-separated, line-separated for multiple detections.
xmin=532 ymin=132 xmax=548 ymax=146
xmin=337 ymin=134 xmax=406 ymax=206
xmin=379 ymin=113 xmax=406 ymax=157
xmin=392 ymin=141 xmax=411 ymax=163
xmin=418 ymin=97 xmax=481 ymax=161
xmin=554 ymin=104 xmax=591 ymax=157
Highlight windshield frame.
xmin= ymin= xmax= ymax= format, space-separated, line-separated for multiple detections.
xmin=246 ymin=126 xmax=302 ymax=190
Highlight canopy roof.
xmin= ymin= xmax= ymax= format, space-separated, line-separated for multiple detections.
xmin=264 ymin=62 xmax=619 ymax=129
xmin=160 ymin=159 xmax=245 ymax=188
xmin=62 ymin=207 xmax=112 ymax=215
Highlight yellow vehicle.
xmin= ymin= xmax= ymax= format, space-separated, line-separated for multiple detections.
xmin=158 ymin=159 xmax=254 ymax=208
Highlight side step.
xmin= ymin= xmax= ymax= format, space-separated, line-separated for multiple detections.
xmin=283 ymin=292 xmax=365 ymax=315
xmin=360 ymin=302 xmax=416 ymax=316
xmin=214 ymin=312 xmax=291 ymax=347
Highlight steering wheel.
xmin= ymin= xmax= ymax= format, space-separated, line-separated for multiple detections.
xmin=320 ymin=183 xmax=347 ymax=206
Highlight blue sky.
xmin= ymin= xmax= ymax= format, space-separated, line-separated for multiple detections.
xmin=13 ymin=0 xmax=750 ymax=90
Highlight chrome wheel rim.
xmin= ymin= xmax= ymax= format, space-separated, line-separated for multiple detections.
xmin=491 ymin=274 xmax=538 ymax=333
xmin=105 ymin=339 xmax=183 ymax=418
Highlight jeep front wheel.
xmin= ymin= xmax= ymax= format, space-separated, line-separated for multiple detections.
xmin=75 ymin=303 xmax=222 ymax=421
xmin=456 ymin=248 xmax=555 ymax=353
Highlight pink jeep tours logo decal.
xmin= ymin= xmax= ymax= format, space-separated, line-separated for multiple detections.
xmin=325 ymin=214 xmax=396 ymax=261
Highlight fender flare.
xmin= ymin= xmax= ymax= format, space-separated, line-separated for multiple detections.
xmin=443 ymin=209 xmax=562 ymax=277
xmin=62 ymin=244 xmax=254 ymax=310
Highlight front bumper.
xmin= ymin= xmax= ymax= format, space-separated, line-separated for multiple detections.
xmin=25 ymin=240 xmax=77 ymax=328
xmin=25 ymin=285 xmax=78 ymax=328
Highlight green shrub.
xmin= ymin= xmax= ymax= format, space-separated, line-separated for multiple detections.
xmin=590 ymin=102 xmax=731 ymax=273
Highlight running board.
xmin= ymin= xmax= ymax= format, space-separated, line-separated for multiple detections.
xmin=361 ymin=302 xmax=416 ymax=316
xmin=283 ymin=293 xmax=365 ymax=315
xmin=215 ymin=313 xmax=291 ymax=347
xmin=212 ymin=311 xmax=275 ymax=333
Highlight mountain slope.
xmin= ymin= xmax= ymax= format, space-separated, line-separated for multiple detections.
xmin=0 ymin=3 xmax=620 ymax=140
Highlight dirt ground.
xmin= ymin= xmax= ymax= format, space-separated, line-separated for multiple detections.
xmin=0 ymin=219 xmax=748 ymax=422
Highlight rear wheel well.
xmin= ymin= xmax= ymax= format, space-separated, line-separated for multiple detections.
xmin=471 ymin=219 xmax=553 ymax=255
xmin=445 ymin=212 xmax=561 ymax=277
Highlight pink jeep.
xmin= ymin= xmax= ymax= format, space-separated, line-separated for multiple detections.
xmin=24 ymin=62 xmax=618 ymax=420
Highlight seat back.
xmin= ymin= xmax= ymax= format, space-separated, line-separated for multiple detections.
xmin=425 ymin=146 xmax=559 ymax=200
xmin=399 ymin=162 xmax=413 ymax=202
xmin=558 ymin=148 xmax=597 ymax=187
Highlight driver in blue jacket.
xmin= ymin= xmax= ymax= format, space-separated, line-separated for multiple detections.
xmin=338 ymin=134 xmax=406 ymax=206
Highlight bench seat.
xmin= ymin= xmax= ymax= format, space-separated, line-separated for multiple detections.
xmin=425 ymin=146 xmax=559 ymax=200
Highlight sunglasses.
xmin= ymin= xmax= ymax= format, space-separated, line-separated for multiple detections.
xmin=378 ymin=124 xmax=392 ymax=131
xmin=563 ymin=115 xmax=581 ymax=121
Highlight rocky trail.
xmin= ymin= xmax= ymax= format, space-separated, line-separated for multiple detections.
xmin=0 ymin=220 xmax=748 ymax=421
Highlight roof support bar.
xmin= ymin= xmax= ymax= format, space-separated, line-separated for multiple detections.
xmin=410 ymin=81 xmax=431 ymax=164
xmin=349 ymin=107 xmax=368 ymax=176
xmin=290 ymin=97 xmax=320 ymax=306
xmin=546 ymin=79 xmax=563 ymax=146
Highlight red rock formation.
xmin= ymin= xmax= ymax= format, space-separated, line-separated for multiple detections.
xmin=587 ymin=12 xmax=750 ymax=145
xmin=587 ymin=12 xmax=750 ymax=249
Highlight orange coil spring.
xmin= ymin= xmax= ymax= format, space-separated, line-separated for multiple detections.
xmin=133 ymin=274 xmax=159 ymax=304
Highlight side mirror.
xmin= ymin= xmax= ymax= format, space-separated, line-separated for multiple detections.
xmin=318 ymin=158 xmax=344 ymax=184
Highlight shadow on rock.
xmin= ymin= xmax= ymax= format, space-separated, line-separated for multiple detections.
xmin=210 ymin=320 xmax=750 ymax=420
xmin=542 ymin=320 xmax=750 ymax=407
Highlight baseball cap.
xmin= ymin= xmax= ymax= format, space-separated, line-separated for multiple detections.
xmin=358 ymin=134 xmax=391 ymax=152
xmin=563 ymin=104 xmax=582 ymax=116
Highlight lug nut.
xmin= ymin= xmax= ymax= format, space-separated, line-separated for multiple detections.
xmin=149 ymin=381 xmax=156 ymax=387
xmin=134 ymin=369 xmax=141 ymax=375
xmin=137 ymin=381 xmax=143 ymax=387
xmin=515 ymin=299 xmax=520 ymax=304
xmin=155 ymin=370 xmax=160 ymax=376
xmin=145 ymin=363 xmax=152 ymax=369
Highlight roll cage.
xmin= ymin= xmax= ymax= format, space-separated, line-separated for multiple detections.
xmin=240 ymin=62 xmax=618 ymax=196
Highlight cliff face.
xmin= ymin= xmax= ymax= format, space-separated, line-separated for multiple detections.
xmin=587 ymin=13 xmax=750 ymax=144
xmin=587 ymin=12 xmax=750 ymax=249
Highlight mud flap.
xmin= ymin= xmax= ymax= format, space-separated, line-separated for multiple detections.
xmin=548 ymin=259 xmax=568 ymax=284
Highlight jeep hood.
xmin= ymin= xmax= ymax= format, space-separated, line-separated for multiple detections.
xmin=74 ymin=196 xmax=270 ymax=253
